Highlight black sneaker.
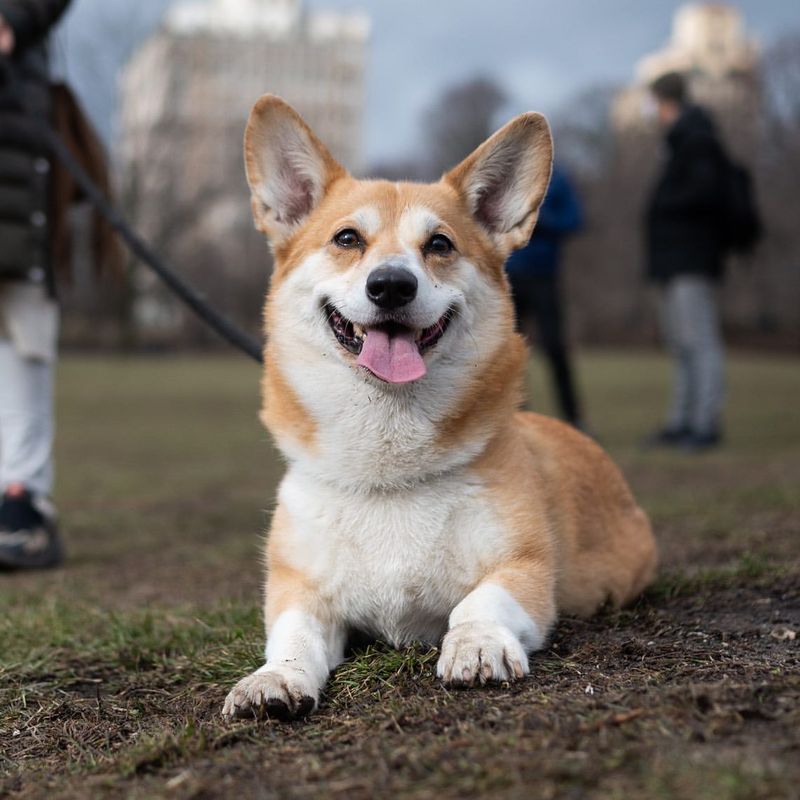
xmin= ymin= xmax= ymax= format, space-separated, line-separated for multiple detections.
xmin=0 ymin=488 xmax=63 ymax=570
xmin=681 ymin=430 xmax=723 ymax=453
xmin=641 ymin=426 xmax=690 ymax=449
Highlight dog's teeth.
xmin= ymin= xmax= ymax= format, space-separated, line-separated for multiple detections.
xmin=353 ymin=324 xmax=365 ymax=337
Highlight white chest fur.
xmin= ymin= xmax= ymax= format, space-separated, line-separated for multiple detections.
xmin=276 ymin=467 xmax=510 ymax=647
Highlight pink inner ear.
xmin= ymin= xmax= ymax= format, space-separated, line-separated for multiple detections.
xmin=471 ymin=140 xmax=519 ymax=233
xmin=276 ymin=170 xmax=315 ymax=225
xmin=476 ymin=187 xmax=504 ymax=231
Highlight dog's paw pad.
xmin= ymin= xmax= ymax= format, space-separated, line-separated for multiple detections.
xmin=222 ymin=668 xmax=317 ymax=721
xmin=436 ymin=622 xmax=529 ymax=686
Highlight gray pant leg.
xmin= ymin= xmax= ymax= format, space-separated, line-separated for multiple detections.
xmin=685 ymin=277 xmax=725 ymax=434
xmin=659 ymin=281 xmax=693 ymax=431
xmin=0 ymin=339 xmax=55 ymax=497
xmin=660 ymin=276 xmax=725 ymax=436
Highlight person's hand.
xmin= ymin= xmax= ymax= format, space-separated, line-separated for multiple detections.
xmin=0 ymin=14 xmax=15 ymax=55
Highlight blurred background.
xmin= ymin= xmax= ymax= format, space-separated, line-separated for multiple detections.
xmin=50 ymin=0 xmax=800 ymax=353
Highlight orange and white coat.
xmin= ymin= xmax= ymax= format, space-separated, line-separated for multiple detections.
xmin=223 ymin=96 xmax=657 ymax=720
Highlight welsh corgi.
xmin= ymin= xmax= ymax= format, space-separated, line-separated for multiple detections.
xmin=222 ymin=96 xmax=657 ymax=720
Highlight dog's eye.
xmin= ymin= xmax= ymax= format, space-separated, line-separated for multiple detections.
xmin=425 ymin=233 xmax=454 ymax=256
xmin=333 ymin=228 xmax=363 ymax=249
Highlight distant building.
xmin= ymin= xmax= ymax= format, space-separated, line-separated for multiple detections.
xmin=613 ymin=3 xmax=759 ymax=153
xmin=117 ymin=0 xmax=369 ymax=341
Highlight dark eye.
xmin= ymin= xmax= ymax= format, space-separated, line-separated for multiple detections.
xmin=333 ymin=228 xmax=363 ymax=248
xmin=425 ymin=233 xmax=454 ymax=256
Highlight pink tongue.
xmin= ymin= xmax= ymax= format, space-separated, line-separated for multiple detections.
xmin=357 ymin=328 xmax=427 ymax=384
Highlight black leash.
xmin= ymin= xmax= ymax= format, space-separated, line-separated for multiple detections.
xmin=1 ymin=57 xmax=264 ymax=364
xmin=44 ymin=128 xmax=265 ymax=363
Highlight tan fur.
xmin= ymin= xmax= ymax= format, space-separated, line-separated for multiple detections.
xmin=264 ymin=505 xmax=326 ymax=622
xmin=260 ymin=346 xmax=317 ymax=451
xmin=259 ymin=174 xmax=519 ymax=449
xmin=478 ymin=413 xmax=657 ymax=620
xmin=251 ymin=93 xmax=657 ymax=626
xmin=274 ymin=178 xmax=506 ymax=284
xmin=249 ymin=93 xmax=658 ymax=620
xmin=259 ymin=304 xmax=317 ymax=449
xmin=438 ymin=326 xmax=526 ymax=450
xmin=222 ymin=95 xmax=657 ymax=721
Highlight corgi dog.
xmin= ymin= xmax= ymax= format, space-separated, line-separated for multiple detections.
xmin=222 ymin=95 xmax=657 ymax=721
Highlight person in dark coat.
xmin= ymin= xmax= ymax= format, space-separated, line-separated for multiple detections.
xmin=505 ymin=165 xmax=585 ymax=428
xmin=644 ymin=71 xmax=728 ymax=451
xmin=0 ymin=0 xmax=72 ymax=569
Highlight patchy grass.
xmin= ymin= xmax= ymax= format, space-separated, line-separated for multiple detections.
xmin=1 ymin=351 xmax=798 ymax=799
xmin=646 ymin=553 xmax=784 ymax=601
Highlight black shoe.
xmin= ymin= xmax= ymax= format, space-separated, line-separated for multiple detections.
xmin=681 ymin=430 xmax=723 ymax=453
xmin=0 ymin=488 xmax=63 ymax=570
xmin=641 ymin=426 xmax=690 ymax=449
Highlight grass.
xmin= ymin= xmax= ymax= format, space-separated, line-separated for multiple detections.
xmin=645 ymin=552 xmax=782 ymax=601
xmin=1 ymin=349 xmax=798 ymax=799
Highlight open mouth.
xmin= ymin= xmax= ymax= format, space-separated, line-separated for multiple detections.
xmin=324 ymin=304 xmax=454 ymax=384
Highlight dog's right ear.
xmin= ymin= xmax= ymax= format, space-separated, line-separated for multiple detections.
xmin=244 ymin=95 xmax=346 ymax=245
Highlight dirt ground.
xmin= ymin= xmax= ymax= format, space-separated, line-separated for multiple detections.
xmin=1 ymin=352 xmax=798 ymax=800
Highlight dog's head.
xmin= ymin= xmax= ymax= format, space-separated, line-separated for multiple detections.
xmin=245 ymin=95 xmax=552 ymax=393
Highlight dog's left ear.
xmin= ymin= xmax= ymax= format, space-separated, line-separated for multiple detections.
xmin=444 ymin=112 xmax=553 ymax=253
xmin=244 ymin=94 xmax=347 ymax=245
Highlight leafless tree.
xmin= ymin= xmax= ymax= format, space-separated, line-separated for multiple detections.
xmin=421 ymin=76 xmax=508 ymax=179
xmin=748 ymin=31 xmax=800 ymax=340
xmin=551 ymin=83 xmax=618 ymax=179
xmin=762 ymin=32 xmax=800 ymax=152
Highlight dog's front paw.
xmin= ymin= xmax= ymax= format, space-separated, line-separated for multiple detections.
xmin=436 ymin=622 xmax=529 ymax=686
xmin=222 ymin=665 xmax=318 ymax=721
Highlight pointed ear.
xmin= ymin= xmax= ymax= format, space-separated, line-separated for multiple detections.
xmin=244 ymin=94 xmax=346 ymax=244
xmin=444 ymin=112 xmax=553 ymax=252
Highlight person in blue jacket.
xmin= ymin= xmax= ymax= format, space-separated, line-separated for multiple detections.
xmin=505 ymin=165 xmax=584 ymax=427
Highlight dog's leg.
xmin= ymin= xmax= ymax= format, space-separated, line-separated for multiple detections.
xmin=437 ymin=565 xmax=556 ymax=686
xmin=223 ymin=608 xmax=345 ymax=721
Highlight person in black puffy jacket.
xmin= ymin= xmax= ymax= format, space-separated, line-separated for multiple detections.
xmin=0 ymin=0 xmax=71 ymax=570
xmin=643 ymin=71 xmax=728 ymax=452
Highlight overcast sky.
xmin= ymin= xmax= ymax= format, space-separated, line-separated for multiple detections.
xmin=55 ymin=0 xmax=800 ymax=164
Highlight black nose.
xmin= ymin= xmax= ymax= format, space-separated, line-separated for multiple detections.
xmin=365 ymin=266 xmax=418 ymax=309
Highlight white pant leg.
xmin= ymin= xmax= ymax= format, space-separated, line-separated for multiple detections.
xmin=0 ymin=339 xmax=55 ymax=497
